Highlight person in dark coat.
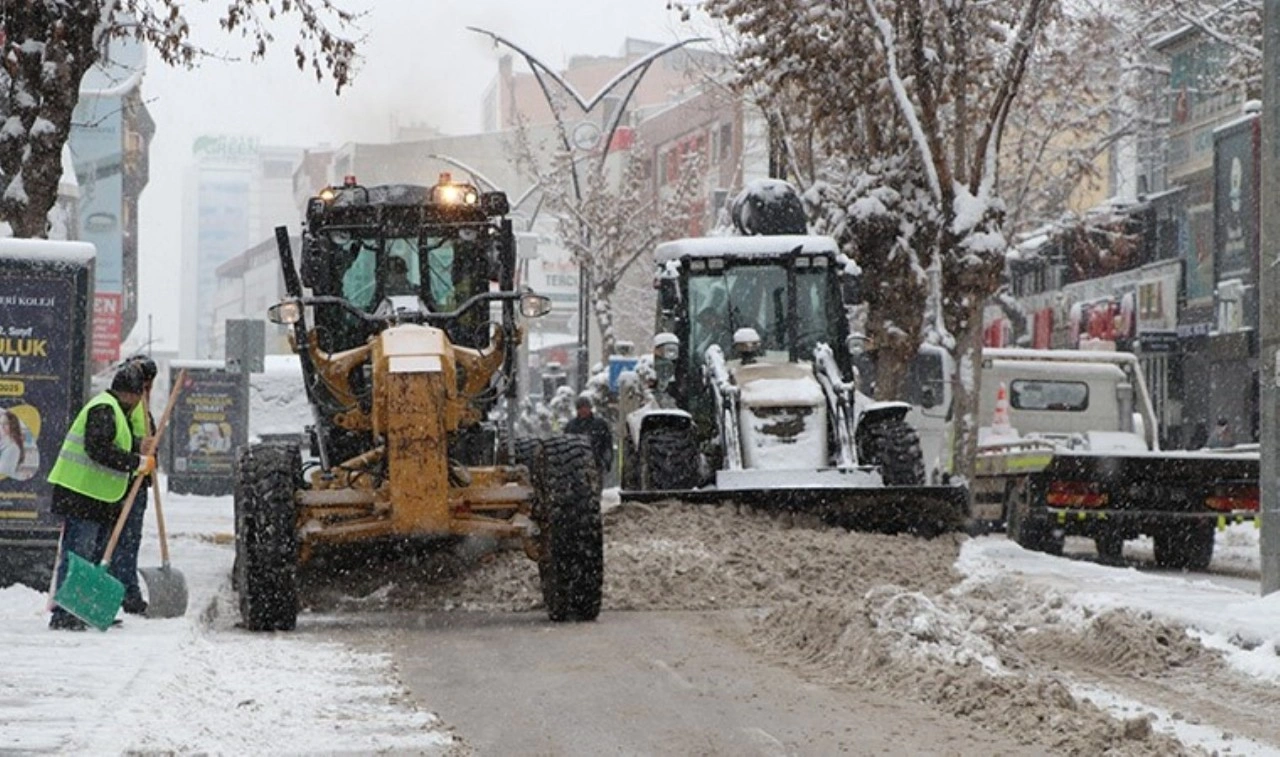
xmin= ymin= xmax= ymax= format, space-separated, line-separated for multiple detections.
xmin=109 ymin=355 xmax=158 ymax=615
xmin=564 ymin=395 xmax=613 ymax=474
xmin=46 ymin=362 xmax=156 ymax=630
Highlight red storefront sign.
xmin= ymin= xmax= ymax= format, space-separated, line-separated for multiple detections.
xmin=92 ymin=292 xmax=122 ymax=363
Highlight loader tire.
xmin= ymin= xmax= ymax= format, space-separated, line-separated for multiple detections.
xmin=858 ymin=416 xmax=926 ymax=486
xmin=525 ymin=436 xmax=603 ymax=622
xmin=621 ymin=436 xmax=641 ymax=491
xmin=639 ymin=427 xmax=700 ymax=490
xmin=234 ymin=443 xmax=300 ymax=631
xmin=1153 ymin=521 xmax=1214 ymax=571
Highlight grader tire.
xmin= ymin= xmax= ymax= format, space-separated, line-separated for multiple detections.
xmin=234 ymin=443 xmax=300 ymax=631
xmin=529 ymin=436 xmax=603 ymax=622
xmin=858 ymin=416 xmax=926 ymax=486
xmin=639 ymin=427 xmax=699 ymax=490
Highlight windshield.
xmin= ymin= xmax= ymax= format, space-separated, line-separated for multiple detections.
xmin=687 ymin=261 xmax=838 ymax=360
xmin=324 ymin=230 xmax=474 ymax=314
xmin=313 ymin=227 xmax=493 ymax=352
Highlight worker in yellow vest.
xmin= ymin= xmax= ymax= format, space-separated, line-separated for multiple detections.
xmin=46 ymin=362 xmax=156 ymax=630
xmin=109 ymin=355 xmax=158 ymax=615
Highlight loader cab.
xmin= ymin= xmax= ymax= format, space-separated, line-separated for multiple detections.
xmin=655 ymin=235 xmax=849 ymax=428
xmin=300 ymin=176 xmax=512 ymax=352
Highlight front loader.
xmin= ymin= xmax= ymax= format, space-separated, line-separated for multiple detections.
xmin=618 ymin=180 xmax=968 ymax=535
xmin=233 ymin=175 xmax=603 ymax=631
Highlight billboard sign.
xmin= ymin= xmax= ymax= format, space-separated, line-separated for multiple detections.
xmin=1213 ymin=115 xmax=1259 ymax=293
xmin=167 ymin=365 xmax=246 ymax=496
xmin=0 ymin=242 xmax=94 ymax=551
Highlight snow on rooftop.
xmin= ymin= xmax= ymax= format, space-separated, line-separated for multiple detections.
xmin=654 ymin=234 xmax=839 ymax=264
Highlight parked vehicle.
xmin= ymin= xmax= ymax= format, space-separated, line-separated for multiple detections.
xmin=971 ymin=348 xmax=1258 ymax=568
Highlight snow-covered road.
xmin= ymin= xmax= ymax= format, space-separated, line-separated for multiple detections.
xmin=0 ymin=482 xmax=457 ymax=755
xmin=3 ymin=487 xmax=1279 ymax=755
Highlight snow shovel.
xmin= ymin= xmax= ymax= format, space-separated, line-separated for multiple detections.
xmin=138 ymin=459 xmax=187 ymax=618
xmin=53 ymin=374 xmax=185 ymax=630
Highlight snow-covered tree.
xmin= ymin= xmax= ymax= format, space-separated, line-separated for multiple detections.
xmin=513 ymin=123 xmax=708 ymax=358
xmin=696 ymin=0 xmax=1055 ymax=482
xmin=1 ymin=1 xmax=359 ymax=238
xmin=999 ymin=3 xmax=1167 ymax=234
xmin=1132 ymin=0 xmax=1260 ymax=96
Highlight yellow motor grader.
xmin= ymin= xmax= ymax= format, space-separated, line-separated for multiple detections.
xmin=234 ymin=175 xmax=602 ymax=631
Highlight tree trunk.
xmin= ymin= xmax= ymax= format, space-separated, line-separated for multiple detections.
xmin=591 ymin=276 xmax=618 ymax=358
xmin=948 ymin=306 xmax=986 ymax=486
xmin=0 ymin=8 xmax=99 ymax=238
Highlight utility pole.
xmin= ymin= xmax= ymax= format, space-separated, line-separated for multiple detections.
xmin=1260 ymin=0 xmax=1280 ymax=595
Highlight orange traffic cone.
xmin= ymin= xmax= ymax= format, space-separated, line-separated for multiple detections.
xmin=991 ymin=381 xmax=1014 ymax=435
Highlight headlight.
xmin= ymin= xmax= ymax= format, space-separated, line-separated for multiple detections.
xmin=436 ymin=184 xmax=462 ymax=204
xmin=432 ymin=172 xmax=481 ymax=206
xmin=733 ymin=327 xmax=762 ymax=356
xmin=267 ymin=300 xmax=303 ymax=325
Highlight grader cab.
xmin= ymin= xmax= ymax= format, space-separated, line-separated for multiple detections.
xmin=234 ymin=175 xmax=603 ymax=631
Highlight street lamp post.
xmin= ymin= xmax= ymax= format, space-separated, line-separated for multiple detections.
xmin=470 ymin=28 xmax=707 ymax=390
xmin=1259 ymin=1 xmax=1279 ymax=595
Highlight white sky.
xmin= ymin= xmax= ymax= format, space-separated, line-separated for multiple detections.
xmin=133 ymin=0 xmax=698 ymax=352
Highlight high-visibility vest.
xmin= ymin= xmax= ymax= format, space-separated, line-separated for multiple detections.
xmin=130 ymin=401 xmax=148 ymax=439
xmin=47 ymin=392 xmax=133 ymax=503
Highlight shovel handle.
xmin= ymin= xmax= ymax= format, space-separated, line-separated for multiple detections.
xmin=101 ymin=370 xmax=186 ymax=564
xmin=150 ymin=456 xmax=171 ymax=566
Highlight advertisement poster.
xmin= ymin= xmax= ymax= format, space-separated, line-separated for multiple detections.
xmin=167 ymin=366 xmax=246 ymax=496
xmin=1213 ymin=116 xmax=1259 ymax=287
xmin=0 ymin=265 xmax=90 ymax=538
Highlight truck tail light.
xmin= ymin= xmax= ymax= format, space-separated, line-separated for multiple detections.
xmin=1046 ymin=480 xmax=1109 ymax=508
xmin=1206 ymin=484 xmax=1259 ymax=512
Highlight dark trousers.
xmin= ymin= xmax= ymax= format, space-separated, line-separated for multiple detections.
xmin=50 ymin=515 xmax=111 ymax=624
xmin=108 ymin=484 xmax=148 ymax=602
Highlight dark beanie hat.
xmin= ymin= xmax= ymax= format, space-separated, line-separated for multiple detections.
xmin=111 ymin=362 xmax=146 ymax=394
xmin=126 ymin=354 xmax=158 ymax=382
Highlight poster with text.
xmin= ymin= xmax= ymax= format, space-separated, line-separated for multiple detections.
xmin=167 ymin=366 xmax=246 ymax=496
xmin=0 ymin=270 xmax=83 ymax=534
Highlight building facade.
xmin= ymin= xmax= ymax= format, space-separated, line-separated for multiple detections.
xmin=69 ymin=34 xmax=153 ymax=368
xmin=990 ymin=23 xmax=1261 ymax=449
xmin=180 ymin=138 xmax=300 ymax=358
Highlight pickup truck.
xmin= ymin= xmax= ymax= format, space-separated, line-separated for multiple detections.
xmin=969 ymin=348 xmax=1258 ymax=569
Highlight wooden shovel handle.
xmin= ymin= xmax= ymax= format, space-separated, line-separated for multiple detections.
xmin=101 ymin=370 xmax=187 ymax=564
xmin=150 ymin=468 xmax=171 ymax=565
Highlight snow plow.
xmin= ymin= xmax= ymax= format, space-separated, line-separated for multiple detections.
xmin=972 ymin=348 xmax=1260 ymax=568
xmin=618 ymin=180 xmax=968 ymax=535
xmin=233 ymin=175 xmax=602 ymax=631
